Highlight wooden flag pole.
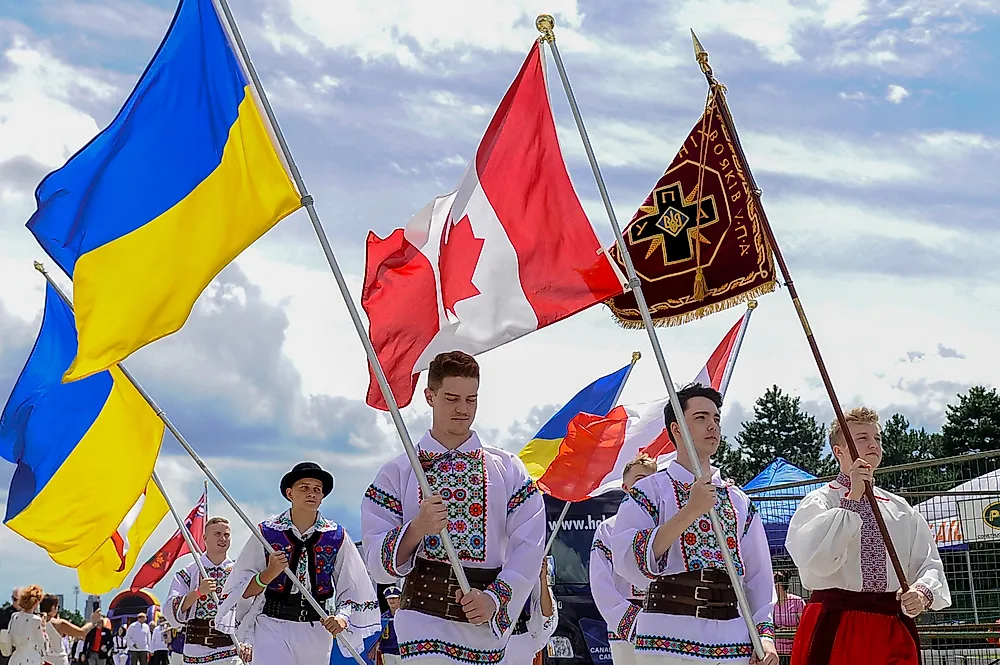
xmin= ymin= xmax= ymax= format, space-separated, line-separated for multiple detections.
xmin=689 ymin=31 xmax=909 ymax=590
xmin=536 ymin=15 xmax=765 ymax=659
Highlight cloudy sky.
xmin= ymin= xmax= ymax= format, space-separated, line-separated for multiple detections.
xmin=1 ymin=0 xmax=998 ymax=606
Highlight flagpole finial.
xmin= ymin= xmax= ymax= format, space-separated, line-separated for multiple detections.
xmin=690 ymin=29 xmax=713 ymax=77
xmin=33 ymin=261 xmax=46 ymax=274
xmin=631 ymin=351 xmax=642 ymax=364
xmin=536 ymin=14 xmax=555 ymax=43
xmin=747 ymin=299 xmax=758 ymax=310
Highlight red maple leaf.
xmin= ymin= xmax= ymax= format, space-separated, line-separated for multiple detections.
xmin=439 ymin=215 xmax=485 ymax=317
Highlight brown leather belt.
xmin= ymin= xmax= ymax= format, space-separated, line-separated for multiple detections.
xmin=644 ymin=568 xmax=739 ymax=621
xmin=184 ymin=619 xmax=234 ymax=649
xmin=400 ymin=558 xmax=501 ymax=623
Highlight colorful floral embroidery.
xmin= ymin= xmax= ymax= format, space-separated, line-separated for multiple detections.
xmin=671 ymin=479 xmax=744 ymax=576
xmin=617 ymin=602 xmax=640 ymax=641
xmin=183 ymin=648 xmax=238 ymax=664
xmin=338 ymin=599 xmax=379 ymax=613
xmin=486 ymin=578 xmax=514 ymax=634
xmin=628 ymin=486 xmax=660 ymax=523
xmin=743 ymin=500 xmax=758 ymax=537
xmin=507 ymin=479 xmax=538 ymax=515
xmin=399 ymin=639 xmax=504 ymax=663
xmin=365 ymin=484 xmax=403 ymax=518
xmin=177 ymin=568 xmax=192 ymax=586
xmin=632 ymin=528 xmax=657 ymax=579
xmin=914 ymin=583 xmax=934 ymax=607
xmin=191 ymin=564 xmax=232 ymax=620
xmin=382 ymin=525 xmax=403 ymax=577
xmin=419 ymin=448 xmax=487 ymax=562
xmin=592 ymin=538 xmax=613 ymax=563
xmin=635 ymin=634 xmax=753 ymax=659
xmin=757 ymin=622 xmax=775 ymax=639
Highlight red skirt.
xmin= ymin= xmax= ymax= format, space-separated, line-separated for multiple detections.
xmin=790 ymin=589 xmax=919 ymax=665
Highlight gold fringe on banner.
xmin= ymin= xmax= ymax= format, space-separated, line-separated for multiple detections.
xmin=607 ymin=279 xmax=775 ymax=329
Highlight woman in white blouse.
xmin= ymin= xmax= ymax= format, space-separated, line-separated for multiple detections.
xmin=7 ymin=585 xmax=47 ymax=665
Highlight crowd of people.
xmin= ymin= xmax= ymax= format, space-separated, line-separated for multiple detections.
xmin=0 ymin=587 xmax=183 ymax=665
xmin=0 ymin=351 xmax=958 ymax=665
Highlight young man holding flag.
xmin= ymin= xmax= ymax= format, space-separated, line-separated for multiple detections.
xmin=361 ymin=351 xmax=545 ymax=665
xmin=164 ymin=517 xmax=246 ymax=664
xmin=220 ymin=462 xmax=380 ymax=665
xmin=591 ymin=453 xmax=658 ymax=665
xmin=611 ymin=384 xmax=777 ymax=665
xmin=785 ymin=407 xmax=950 ymax=665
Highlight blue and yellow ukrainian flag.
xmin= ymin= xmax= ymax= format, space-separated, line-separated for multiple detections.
xmin=0 ymin=284 xmax=166 ymax=591
xmin=27 ymin=0 xmax=301 ymax=382
xmin=518 ymin=356 xmax=637 ymax=481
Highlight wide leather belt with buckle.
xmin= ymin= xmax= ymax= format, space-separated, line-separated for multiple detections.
xmin=400 ymin=558 xmax=501 ymax=623
xmin=262 ymin=594 xmax=326 ymax=623
xmin=644 ymin=568 xmax=739 ymax=621
xmin=184 ymin=619 xmax=234 ymax=649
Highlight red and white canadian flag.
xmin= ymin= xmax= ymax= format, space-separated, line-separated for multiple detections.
xmin=362 ymin=43 xmax=625 ymax=410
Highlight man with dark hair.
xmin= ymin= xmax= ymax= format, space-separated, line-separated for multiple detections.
xmin=164 ymin=517 xmax=247 ymax=664
xmin=220 ymin=462 xmax=380 ymax=664
xmin=362 ymin=350 xmax=545 ymax=665
xmin=591 ymin=454 xmax=658 ymax=665
xmin=612 ymin=383 xmax=778 ymax=665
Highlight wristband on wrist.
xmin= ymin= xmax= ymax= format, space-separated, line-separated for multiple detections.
xmin=254 ymin=572 xmax=265 ymax=588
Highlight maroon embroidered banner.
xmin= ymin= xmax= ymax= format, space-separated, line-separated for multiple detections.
xmin=606 ymin=96 xmax=775 ymax=327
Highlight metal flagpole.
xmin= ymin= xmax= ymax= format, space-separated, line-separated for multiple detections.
xmin=149 ymin=472 xmax=248 ymax=665
xmin=689 ymin=30 xmax=909 ymax=590
xmin=534 ymin=15 xmax=765 ymax=658
xmin=210 ymin=0 xmax=471 ymax=595
xmin=718 ymin=300 xmax=757 ymax=398
xmin=34 ymin=264 xmax=366 ymax=665
xmin=541 ymin=351 xmax=641 ymax=558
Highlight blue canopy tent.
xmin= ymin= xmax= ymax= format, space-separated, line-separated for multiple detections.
xmin=743 ymin=458 xmax=826 ymax=556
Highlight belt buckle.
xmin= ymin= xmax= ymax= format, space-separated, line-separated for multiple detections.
xmin=695 ymin=605 xmax=710 ymax=619
xmin=699 ymin=568 xmax=714 ymax=584
xmin=694 ymin=586 xmax=710 ymax=602
xmin=299 ymin=608 xmax=308 ymax=622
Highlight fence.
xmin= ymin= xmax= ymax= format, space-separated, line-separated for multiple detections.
xmin=748 ymin=450 xmax=1000 ymax=664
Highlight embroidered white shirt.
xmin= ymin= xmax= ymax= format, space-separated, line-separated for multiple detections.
xmin=786 ymin=473 xmax=951 ymax=609
xmin=611 ymin=461 xmax=776 ymax=661
xmin=164 ymin=554 xmax=239 ymax=663
xmin=361 ymin=430 xmax=546 ymax=665
xmin=590 ymin=514 xmax=646 ymax=643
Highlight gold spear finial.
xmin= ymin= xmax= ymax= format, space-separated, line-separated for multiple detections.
xmin=631 ymin=351 xmax=642 ymax=364
xmin=536 ymin=14 xmax=555 ymax=43
xmin=690 ymin=29 xmax=712 ymax=77
xmin=33 ymin=261 xmax=45 ymax=274
xmin=747 ymin=299 xmax=758 ymax=310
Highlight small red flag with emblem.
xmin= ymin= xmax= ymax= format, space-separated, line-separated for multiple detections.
xmin=129 ymin=491 xmax=206 ymax=591
xmin=362 ymin=42 xmax=625 ymax=410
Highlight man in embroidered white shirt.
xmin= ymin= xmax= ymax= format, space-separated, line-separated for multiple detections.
xmin=218 ymin=462 xmax=380 ymax=664
xmin=125 ymin=614 xmax=151 ymax=665
xmin=611 ymin=383 xmax=778 ymax=665
xmin=591 ymin=453 xmax=657 ymax=665
xmin=164 ymin=517 xmax=249 ymax=664
xmin=785 ymin=407 xmax=950 ymax=665
xmin=361 ymin=351 xmax=546 ymax=664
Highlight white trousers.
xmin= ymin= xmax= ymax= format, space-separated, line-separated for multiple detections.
xmin=383 ymin=655 xmax=402 ymax=665
xmin=611 ymin=640 xmax=638 ymax=665
xmin=636 ymin=656 xmax=748 ymax=665
xmin=252 ymin=616 xmax=333 ymax=665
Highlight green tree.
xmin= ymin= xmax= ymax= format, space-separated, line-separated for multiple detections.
xmin=59 ymin=608 xmax=84 ymax=626
xmin=728 ymin=385 xmax=837 ymax=485
xmin=941 ymin=386 xmax=1000 ymax=456
xmin=715 ymin=434 xmax=750 ymax=485
xmin=880 ymin=413 xmax=942 ymax=466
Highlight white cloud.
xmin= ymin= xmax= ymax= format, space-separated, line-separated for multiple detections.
xmin=886 ymin=83 xmax=910 ymax=103
xmin=47 ymin=0 xmax=173 ymax=41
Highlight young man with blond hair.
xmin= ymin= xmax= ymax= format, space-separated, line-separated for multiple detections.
xmin=786 ymin=407 xmax=951 ymax=665
xmin=164 ymin=517 xmax=248 ymax=664
xmin=591 ymin=453 xmax=658 ymax=665
xmin=612 ymin=384 xmax=777 ymax=665
xmin=361 ymin=351 xmax=545 ymax=665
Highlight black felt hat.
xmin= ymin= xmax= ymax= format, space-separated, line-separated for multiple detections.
xmin=280 ymin=462 xmax=334 ymax=500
